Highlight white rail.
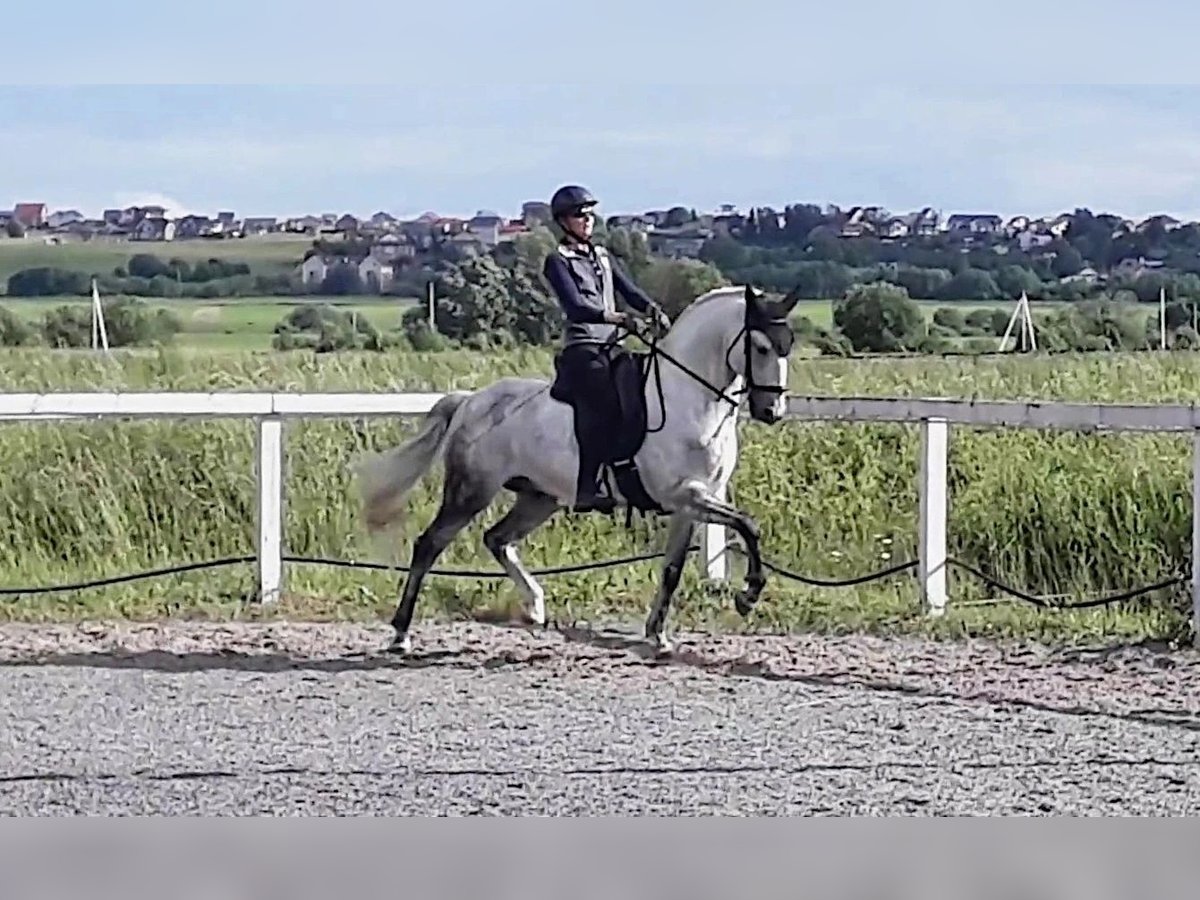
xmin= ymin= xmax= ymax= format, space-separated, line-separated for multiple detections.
xmin=2 ymin=391 xmax=1197 ymax=640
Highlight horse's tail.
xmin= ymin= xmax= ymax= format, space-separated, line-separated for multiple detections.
xmin=355 ymin=390 xmax=472 ymax=533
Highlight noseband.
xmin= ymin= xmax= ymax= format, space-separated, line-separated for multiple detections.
xmin=723 ymin=309 xmax=792 ymax=405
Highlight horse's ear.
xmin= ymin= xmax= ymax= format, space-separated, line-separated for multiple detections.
xmin=778 ymin=284 xmax=803 ymax=314
xmin=744 ymin=284 xmax=764 ymax=311
xmin=759 ymin=284 xmax=801 ymax=320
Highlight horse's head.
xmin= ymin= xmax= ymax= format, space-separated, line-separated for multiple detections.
xmin=735 ymin=284 xmax=801 ymax=424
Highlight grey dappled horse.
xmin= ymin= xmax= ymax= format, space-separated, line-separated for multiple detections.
xmin=356 ymin=284 xmax=801 ymax=654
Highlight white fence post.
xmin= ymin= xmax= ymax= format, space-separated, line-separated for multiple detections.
xmin=919 ymin=417 xmax=949 ymax=616
xmin=698 ymin=485 xmax=728 ymax=583
xmin=1192 ymin=430 xmax=1200 ymax=646
xmin=256 ymin=415 xmax=284 ymax=604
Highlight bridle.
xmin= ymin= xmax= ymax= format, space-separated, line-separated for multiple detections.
xmin=622 ymin=302 xmax=791 ymax=434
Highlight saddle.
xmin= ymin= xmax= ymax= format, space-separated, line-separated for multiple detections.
xmin=549 ymin=345 xmax=664 ymax=517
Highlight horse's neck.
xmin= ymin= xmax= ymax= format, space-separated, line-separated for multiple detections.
xmin=650 ymin=301 xmax=743 ymax=427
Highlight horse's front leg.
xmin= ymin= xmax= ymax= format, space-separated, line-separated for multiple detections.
xmin=644 ymin=511 xmax=696 ymax=654
xmin=682 ymin=483 xmax=764 ymax=617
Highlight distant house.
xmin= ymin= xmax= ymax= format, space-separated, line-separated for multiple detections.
xmin=497 ymin=222 xmax=529 ymax=243
xmin=1017 ymin=230 xmax=1054 ymax=252
xmin=468 ymin=210 xmax=505 ymax=246
xmin=521 ymin=201 xmax=552 ymax=226
xmin=132 ymin=217 xmax=176 ymax=242
xmin=605 ymin=214 xmax=652 ymax=233
xmin=711 ymin=205 xmax=747 ymax=236
xmin=12 ymin=203 xmax=47 ymax=228
xmin=299 ymin=254 xmax=334 ymax=285
xmin=903 ymin=207 xmax=939 ymax=236
xmin=46 ymin=209 xmax=84 ymax=229
xmin=357 ymin=255 xmax=395 ymax=292
xmin=242 ymin=217 xmax=277 ymax=235
xmin=646 ymin=226 xmax=711 ymax=259
xmin=1137 ymin=214 xmax=1183 ymax=233
xmin=839 ymin=206 xmax=887 ymax=238
xmin=446 ymin=231 xmax=485 ymax=258
xmin=1113 ymin=255 xmax=1166 ymax=278
xmin=175 ymin=215 xmax=215 ymax=239
xmin=946 ymin=214 xmax=1003 ymax=235
xmin=369 ymin=233 xmax=416 ymax=263
xmin=335 ymin=214 xmax=359 ymax=233
xmin=284 ymin=215 xmax=322 ymax=234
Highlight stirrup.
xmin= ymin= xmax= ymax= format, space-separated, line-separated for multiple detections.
xmin=571 ymin=488 xmax=616 ymax=514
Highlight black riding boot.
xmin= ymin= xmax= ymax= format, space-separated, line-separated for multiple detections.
xmin=572 ymin=406 xmax=615 ymax=513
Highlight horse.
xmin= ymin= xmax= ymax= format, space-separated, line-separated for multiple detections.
xmin=355 ymin=283 xmax=802 ymax=654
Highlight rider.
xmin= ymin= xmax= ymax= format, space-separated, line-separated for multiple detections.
xmin=542 ymin=184 xmax=670 ymax=513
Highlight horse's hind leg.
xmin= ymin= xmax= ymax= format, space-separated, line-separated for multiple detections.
xmin=388 ymin=467 xmax=496 ymax=653
xmin=644 ymin=512 xmax=696 ymax=654
xmin=483 ymin=483 xmax=560 ymax=626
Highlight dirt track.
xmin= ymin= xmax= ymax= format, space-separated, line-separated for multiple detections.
xmin=1 ymin=620 xmax=1198 ymax=815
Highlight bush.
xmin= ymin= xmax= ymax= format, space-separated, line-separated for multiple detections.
xmin=0 ymin=306 xmax=36 ymax=346
xmin=931 ymin=307 xmax=968 ymax=334
xmin=271 ymin=304 xmax=392 ymax=352
xmin=833 ymin=281 xmax=927 ymax=352
xmin=39 ymin=297 xmax=181 ymax=348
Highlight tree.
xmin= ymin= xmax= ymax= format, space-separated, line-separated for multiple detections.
xmin=320 ymin=262 xmax=364 ymax=295
xmin=640 ymin=258 xmax=729 ymax=319
xmin=433 ymin=252 xmax=559 ymax=346
xmin=5 ymin=219 xmax=25 ymax=239
xmin=7 ymin=267 xmax=89 ymax=297
xmin=604 ymin=227 xmax=651 ymax=279
xmin=1050 ymin=243 xmax=1085 ymax=278
xmin=127 ymin=253 xmax=170 ymax=279
xmin=937 ymin=268 xmax=1001 ymax=301
xmin=833 ymin=282 xmax=927 ymax=352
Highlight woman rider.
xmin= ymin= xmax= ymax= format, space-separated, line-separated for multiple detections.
xmin=541 ymin=184 xmax=670 ymax=512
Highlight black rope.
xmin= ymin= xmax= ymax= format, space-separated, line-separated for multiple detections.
xmin=0 ymin=546 xmax=1186 ymax=613
xmin=945 ymin=557 xmax=1187 ymax=610
xmin=0 ymin=556 xmax=257 ymax=596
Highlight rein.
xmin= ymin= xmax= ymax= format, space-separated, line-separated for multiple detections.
xmin=620 ymin=311 xmax=790 ymax=434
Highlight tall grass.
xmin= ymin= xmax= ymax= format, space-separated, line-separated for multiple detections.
xmin=0 ymin=346 xmax=1195 ymax=642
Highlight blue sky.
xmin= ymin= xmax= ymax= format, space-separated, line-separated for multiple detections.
xmin=4 ymin=2 xmax=1200 ymax=223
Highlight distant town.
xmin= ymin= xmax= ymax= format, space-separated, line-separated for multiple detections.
xmin=0 ymin=198 xmax=1192 ymax=299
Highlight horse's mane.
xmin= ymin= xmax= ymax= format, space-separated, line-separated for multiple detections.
xmin=672 ymin=285 xmax=746 ymax=326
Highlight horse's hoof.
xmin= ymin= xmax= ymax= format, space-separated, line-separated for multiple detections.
xmin=735 ymin=573 xmax=766 ymax=616
xmin=646 ymin=631 xmax=673 ymax=656
xmin=387 ymin=633 xmax=412 ymax=655
xmin=735 ymin=587 xmax=761 ymax=617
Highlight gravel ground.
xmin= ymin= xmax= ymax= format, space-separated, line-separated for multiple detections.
xmin=1 ymin=619 xmax=1199 ymax=815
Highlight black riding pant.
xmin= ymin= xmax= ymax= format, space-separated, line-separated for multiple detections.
xmin=559 ymin=343 xmax=619 ymax=493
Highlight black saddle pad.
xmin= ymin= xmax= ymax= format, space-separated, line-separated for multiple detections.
xmin=550 ymin=347 xmax=651 ymax=463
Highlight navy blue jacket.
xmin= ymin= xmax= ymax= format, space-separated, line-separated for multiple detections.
xmin=543 ymin=242 xmax=654 ymax=346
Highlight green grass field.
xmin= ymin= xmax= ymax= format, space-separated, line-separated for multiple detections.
xmin=2 ymin=295 xmax=421 ymax=350
xmin=0 ymin=234 xmax=312 ymax=281
xmin=0 ymin=295 xmax=1044 ymax=351
xmin=0 ymin=346 xmax=1193 ymax=647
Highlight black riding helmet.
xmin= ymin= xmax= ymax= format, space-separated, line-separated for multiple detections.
xmin=550 ymin=184 xmax=597 ymax=221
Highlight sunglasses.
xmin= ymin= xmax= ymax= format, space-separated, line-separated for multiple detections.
xmin=568 ymin=207 xmax=596 ymax=219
